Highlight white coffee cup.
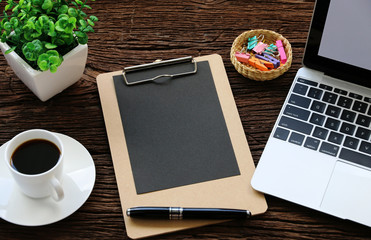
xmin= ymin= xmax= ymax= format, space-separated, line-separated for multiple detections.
xmin=4 ymin=129 xmax=64 ymax=201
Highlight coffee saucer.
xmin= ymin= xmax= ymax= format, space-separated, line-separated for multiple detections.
xmin=0 ymin=133 xmax=96 ymax=226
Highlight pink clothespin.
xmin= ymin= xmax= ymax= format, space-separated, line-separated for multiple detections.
xmin=276 ymin=40 xmax=287 ymax=64
xmin=235 ymin=52 xmax=250 ymax=63
xmin=252 ymin=42 xmax=268 ymax=54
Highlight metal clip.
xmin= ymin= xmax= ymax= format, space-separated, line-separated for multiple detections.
xmin=122 ymin=56 xmax=197 ymax=86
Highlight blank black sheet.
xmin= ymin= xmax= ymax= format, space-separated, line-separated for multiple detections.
xmin=113 ymin=61 xmax=240 ymax=194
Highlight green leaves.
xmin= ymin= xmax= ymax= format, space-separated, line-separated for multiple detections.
xmin=5 ymin=46 xmax=16 ymax=54
xmin=22 ymin=39 xmax=44 ymax=61
xmin=89 ymin=15 xmax=98 ymax=22
xmin=57 ymin=5 xmax=68 ymax=15
xmin=68 ymin=7 xmax=78 ymax=17
xmin=45 ymin=42 xmax=57 ymax=49
xmin=3 ymin=21 xmax=12 ymax=31
xmin=10 ymin=17 xmax=19 ymax=28
xmin=22 ymin=40 xmax=62 ymax=72
xmin=0 ymin=0 xmax=98 ymax=72
xmin=37 ymin=50 xmax=63 ymax=73
xmin=75 ymin=15 xmax=98 ymax=44
xmin=55 ymin=14 xmax=77 ymax=34
xmin=41 ymin=0 xmax=53 ymax=12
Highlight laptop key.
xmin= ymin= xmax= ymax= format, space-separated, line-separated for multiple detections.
xmin=339 ymin=148 xmax=371 ymax=168
xmin=307 ymin=87 xmax=323 ymax=100
xmin=304 ymin=137 xmax=320 ymax=150
xmin=349 ymin=92 xmax=363 ymax=100
xmin=337 ymin=96 xmax=353 ymax=109
xmin=340 ymin=109 xmax=356 ymax=123
xmin=279 ymin=116 xmax=313 ymax=135
xmin=325 ymin=117 xmax=340 ymax=131
xmin=352 ymin=100 xmax=368 ymax=113
xmin=310 ymin=113 xmax=325 ymax=126
xmin=319 ymin=84 xmax=333 ymax=91
xmin=312 ymin=126 xmax=329 ymax=140
xmin=273 ymin=127 xmax=290 ymax=141
xmin=297 ymin=78 xmax=317 ymax=87
xmin=283 ymin=104 xmax=310 ymax=121
xmin=343 ymin=136 xmax=359 ymax=150
xmin=359 ymin=141 xmax=371 ymax=155
xmin=334 ymin=88 xmax=348 ymax=96
xmin=340 ymin=122 xmax=356 ymax=135
xmin=328 ymin=132 xmax=344 ymax=145
xmin=311 ymin=100 xmax=326 ymax=113
xmin=293 ymin=83 xmax=309 ymax=96
xmin=356 ymin=114 xmax=371 ymax=127
xmin=325 ymin=105 xmax=341 ymax=118
xmin=319 ymin=142 xmax=339 ymax=157
xmin=355 ymin=127 xmax=371 ymax=140
xmin=288 ymin=94 xmax=311 ymax=108
xmin=322 ymin=91 xmax=338 ymax=104
xmin=289 ymin=132 xmax=305 ymax=146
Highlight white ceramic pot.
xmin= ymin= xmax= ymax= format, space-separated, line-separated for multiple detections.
xmin=0 ymin=42 xmax=88 ymax=101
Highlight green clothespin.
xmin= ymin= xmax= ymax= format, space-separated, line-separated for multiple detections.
xmin=264 ymin=44 xmax=278 ymax=56
xmin=247 ymin=36 xmax=258 ymax=50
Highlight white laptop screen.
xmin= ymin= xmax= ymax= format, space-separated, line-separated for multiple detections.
xmin=318 ymin=0 xmax=371 ymax=71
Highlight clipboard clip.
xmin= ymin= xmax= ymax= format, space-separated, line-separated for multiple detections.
xmin=122 ymin=56 xmax=197 ymax=85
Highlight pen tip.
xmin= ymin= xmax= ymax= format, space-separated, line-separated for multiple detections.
xmin=246 ymin=210 xmax=251 ymax=218
xmin=126 ymin=208 xmax=131 ymax=217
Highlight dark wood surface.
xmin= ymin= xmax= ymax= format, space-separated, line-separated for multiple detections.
xmin=1 ymin=0 xmax=371 ymax=239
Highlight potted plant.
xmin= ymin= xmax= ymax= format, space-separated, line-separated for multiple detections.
xmin=0 ymin=0 xmax=98 ymax=101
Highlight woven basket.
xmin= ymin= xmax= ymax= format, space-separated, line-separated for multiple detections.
xmin=230 ymin=29 xmax=292 ymax=81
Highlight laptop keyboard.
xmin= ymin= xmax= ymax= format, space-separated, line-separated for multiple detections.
xmin=274 ymin=77 xmax=371 ymax=168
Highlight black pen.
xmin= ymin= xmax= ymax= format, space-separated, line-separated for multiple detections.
xmin=126 ymin=207 xmax=251 ymax=220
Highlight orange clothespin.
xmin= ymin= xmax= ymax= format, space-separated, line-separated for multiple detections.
xmin=259 ymin=59 xmax=274 ymax=69
xmin=248 ymin=57 xmax=268 ymax=71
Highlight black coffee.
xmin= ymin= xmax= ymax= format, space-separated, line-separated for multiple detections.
xmin=11 ymin=139 xmax=60 ymax=175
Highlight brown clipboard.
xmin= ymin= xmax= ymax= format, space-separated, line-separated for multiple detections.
xmin=96 ymin=54 xmax=267 ymax=239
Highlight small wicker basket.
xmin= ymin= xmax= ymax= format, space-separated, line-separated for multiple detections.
xmin=230 ymin=29 xmax=292 ymax=81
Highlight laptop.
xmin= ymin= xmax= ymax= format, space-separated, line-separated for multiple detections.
xmin=251 ymin=0 xmax=371 ymax=227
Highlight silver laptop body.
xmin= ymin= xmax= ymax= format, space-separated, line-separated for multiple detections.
xmin=252 ymin=0 xmax=371 ymax=227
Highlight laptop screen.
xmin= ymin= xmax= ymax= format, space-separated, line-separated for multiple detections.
xmin=318 ymin=0 xmax=371 ymax=71
xmin=303 ymin=0 xmax=371 ymax=88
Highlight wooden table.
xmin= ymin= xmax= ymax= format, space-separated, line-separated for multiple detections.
xmin=1 ymin=0 xmax=371 ymax=239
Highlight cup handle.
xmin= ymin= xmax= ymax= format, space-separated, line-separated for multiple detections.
xmin=50 ymin=177 xmax=64 ymax=201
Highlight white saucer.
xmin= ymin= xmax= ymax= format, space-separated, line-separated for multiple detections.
xmin=0 ymin=133 xmax=96 ymax=226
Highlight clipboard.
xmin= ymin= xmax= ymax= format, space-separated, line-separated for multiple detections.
xmin=97 ymin=54 xmax=267 ymax=239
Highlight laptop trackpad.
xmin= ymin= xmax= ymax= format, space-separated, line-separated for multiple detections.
xmin=320 ymin=161 xmax=371 ymax=227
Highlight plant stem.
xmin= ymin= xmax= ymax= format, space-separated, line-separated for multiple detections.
xmin=77 ymin=0 xmax=88 ymax=15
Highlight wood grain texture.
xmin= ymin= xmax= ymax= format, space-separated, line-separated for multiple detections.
xmin=1 ymin=0 xmax=371 ymax=239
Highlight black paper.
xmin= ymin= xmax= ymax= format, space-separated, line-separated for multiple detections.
xmin=113 ymin=61 xmax=240 ymax=194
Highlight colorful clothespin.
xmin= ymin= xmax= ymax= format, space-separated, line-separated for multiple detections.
xmin=260 ymin=53 xmax=281 ymax=68
xmin=260 ymin=59 xmax=274 ymax=69
xmin=254 ymin=54 xmax=274 ymax=69
xmin=247 ymin=36 xmax=258 ymax=50
xmin=248 ymin=57 xmax=268 ymax=71
xmin=253 ymin=42 xmax=268 ymax=54
xmin=263 ymin=44 xmax=278 ymax=57
xmin=276 ymin=40 xmax=287 ymax=64
xmin=235 ymin=52 xmax=250 ymax=63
